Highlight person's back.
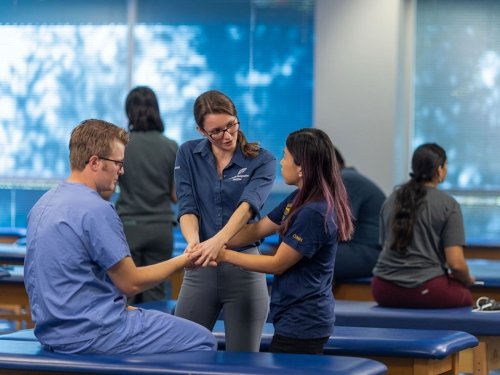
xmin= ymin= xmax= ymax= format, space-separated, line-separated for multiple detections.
xmin=25 ymin=182 xmax=129 ymax=345
xmin=333 ymin=149 xmax=386 ymax=280
xmin=375 ymin=187 xmax=461 ymax=286
xmin=116 ymin=131 xmax=177 ymax=222
xmin=115 ymin=86 xmax=178 ymax=303
xmin=371 ymin=143 xmax=474 ymax=308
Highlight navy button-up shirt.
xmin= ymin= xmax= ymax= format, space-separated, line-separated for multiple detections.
xmin=175 ymin=138 xmax=276 ymax=249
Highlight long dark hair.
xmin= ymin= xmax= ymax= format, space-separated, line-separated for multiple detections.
xmin=390 ymin=143 xmax=447 ymax=253
xmin=125 ymin=86 xmax=164 ymax=132
xmin=282 ymin=128 xmax=353 ymax=241
xmin=193 ymin=90 xmax=259 ymax=158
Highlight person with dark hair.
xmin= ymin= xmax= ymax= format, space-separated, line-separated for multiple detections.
xmin=24 ymin=119 xmax=216 ymax=355
xmin=174 ymin=90 xmax=276 ymax=352
xmin=116 ymin=86 xmax=178 ymax=304
xmin=372 ymin=143 xmax=475 ymax=308
xmin=205 ymin=128 xmax=353 ymax=354
xmin=333 ymin=147 xmax=386 ymax=280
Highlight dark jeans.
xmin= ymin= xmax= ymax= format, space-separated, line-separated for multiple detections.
xmin=269 ymin=333 xmax=329 ymax=354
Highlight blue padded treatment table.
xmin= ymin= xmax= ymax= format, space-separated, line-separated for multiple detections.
xmin=334 ymin=300 xmax=500 ymax=375
xmin=0 ymin=326 xmax=476 ymax=375
xmin=211 ymin=321 xmax=477 ymax=375
xmin=0 ymin=243 xmax=25 ymax=264
xmin=0 ymin=340 xmax=387 ymax=375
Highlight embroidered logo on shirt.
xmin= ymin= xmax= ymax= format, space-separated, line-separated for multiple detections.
xmin=281 ymin=203 xmax=293 ymax=221
xmin=228 ymin=168 xmax=249 ymax=181
xmin=292 ymin=233 xmax=303 ymax=242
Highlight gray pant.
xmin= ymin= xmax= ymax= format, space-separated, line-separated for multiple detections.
xmin=122 ymin=221 xmax=174 ymax=304
xmin=175 ymin=247 xmax=269 ymax=352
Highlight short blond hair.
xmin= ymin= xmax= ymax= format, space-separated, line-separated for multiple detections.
xmin=69 ymin=119 xmax=129 ymax=171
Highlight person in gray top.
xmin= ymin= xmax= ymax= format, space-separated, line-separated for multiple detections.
xmin=333 ymin=147 xmax=386 ymax=281
xmin=372 ymin=143 xmax=475 ymax=308
xmin=116 ymin=86 xmax=178 ymax=304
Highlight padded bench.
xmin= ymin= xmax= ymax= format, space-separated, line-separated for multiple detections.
xmin=335 ymin=300 xmax=500 ymax=375
xmin=0 ymin=325 xmax=476 ymax=375
xmin=0 ymin=339 xmax=387 ymax=375
xmin=133 ymin=301 xmax=479 ymax=375
xmin=211 ymin=321 xmax=477 ymax=375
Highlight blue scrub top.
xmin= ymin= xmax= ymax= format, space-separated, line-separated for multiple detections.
xmin=25 ymin=182 xmax=130 ymax=346
xmin=267 ymin=190 xmax=338 ymax=339
xmin=175 ymin=138 xmax=276 ymax=249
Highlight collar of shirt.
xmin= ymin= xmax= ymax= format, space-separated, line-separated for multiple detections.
xmin=193 ymin=138 xmax=246 ymax=169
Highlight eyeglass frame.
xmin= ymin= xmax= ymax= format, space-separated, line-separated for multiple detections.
xmin=97 ymin=156 xmax=125 ymax=170
xmin=203 ymin=118 xmax=240 ymax=140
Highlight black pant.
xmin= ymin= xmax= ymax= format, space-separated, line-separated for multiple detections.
xmin=269 ymin=334 xmax=329 ymax=354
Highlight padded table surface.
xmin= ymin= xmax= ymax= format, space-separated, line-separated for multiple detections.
xmin=0 ymin=243 xmax=25 ymax=263
xmin=211 ymin=321 xmax=477 ymax=359
xmin=335 ymin=300 xmax=500 ymax=336
xmin=468 ymin=258 xmax=500 ymax=287
xmin=0 ymin=340 xmax=387 ymax=375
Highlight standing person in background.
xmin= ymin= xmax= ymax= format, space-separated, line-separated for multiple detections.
xmin=372 ymin=143 xmax=475 ymax=308
xmin=24 ymin=119 xmax=216 ymax=354
xmin=116 ymin=86 xmax=178 ymax=304
xmin=174 ymin=90 xmax=276 ymax=352
xmin=206 ymin=128 xmax=353 ymax=354
xmin=333 ymin=147 xmax=386 ymax=281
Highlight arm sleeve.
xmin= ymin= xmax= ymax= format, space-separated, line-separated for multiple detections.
xmin=87 ymin=203 xmax=130 ymax=270
xmin=281 ymin=207 xmax=329 ymax=259
xmin=238 ymin=151 xmax=276 ymax=217
xmin=442 ymin=199 xmax=466 ymax=247
xmin=174 ymin=143 xmax=199 ymax=220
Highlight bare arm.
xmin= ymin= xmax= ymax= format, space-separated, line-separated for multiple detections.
xmin=226 ymin=216 xmax=280 ymax=248
xmin=179 ymin=213 xmax=200 ymax=249
xmin=107 ymin=254 xmax=189 ymax=297
xmin=445 ymin=245 xmax=475 ymax=287
xmin=219 ymin=241 xmax=302 ymax=275
xmin=191 ymin=202 xmax=254 ymax=266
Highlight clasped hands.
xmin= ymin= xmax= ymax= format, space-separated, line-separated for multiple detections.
xmin=184 ymin=237 xmax=226 ymax=268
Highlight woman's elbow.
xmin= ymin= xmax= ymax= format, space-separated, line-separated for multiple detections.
xmin=271 ymin=264 xmax=290 ymax=276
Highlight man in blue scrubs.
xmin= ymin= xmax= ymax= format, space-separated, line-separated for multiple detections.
xmin=24 ymin=119 xmax=216 ymax=354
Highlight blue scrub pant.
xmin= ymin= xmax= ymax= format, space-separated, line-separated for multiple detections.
xmin=44 ymin=309 xmax=217 ymax=354
xmin=175 ymin=247 xmax=269 ymax=352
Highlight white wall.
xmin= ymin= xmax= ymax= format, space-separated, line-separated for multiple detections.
xmin=315 ymin=0 xmax=413 ymax=194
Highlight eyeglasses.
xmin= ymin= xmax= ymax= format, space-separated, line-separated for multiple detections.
xmin=98 ymin=156 xmax=124 ymax=170
xmin=205 ymin=120 xmax=239 ymax=140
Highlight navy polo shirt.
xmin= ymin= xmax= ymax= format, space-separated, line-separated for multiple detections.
xmin=175 ymin=138 xmax=276 ymax=249
xmin=267 ymin=190 xmax=338 ymax=339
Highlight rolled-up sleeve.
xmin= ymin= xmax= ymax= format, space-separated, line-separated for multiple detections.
xmin=238 ymin=150 xmax=276 ymax=218
xmin=174 ymin=142 xmax=199 ymax=221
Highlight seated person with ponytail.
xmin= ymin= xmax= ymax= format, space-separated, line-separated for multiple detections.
xmin=371 ymin=143 xmax=475 ymax=308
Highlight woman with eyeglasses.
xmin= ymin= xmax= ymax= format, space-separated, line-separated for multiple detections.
xmin=174 ymin=90 xmax=276 ymax=352
xmin=371 ymin=143 xmax=475 ymax=308
xmin=116 ymin=86 xmax=178 ymax=304
xmin=208 ymin=128 xmax=353 ymax=354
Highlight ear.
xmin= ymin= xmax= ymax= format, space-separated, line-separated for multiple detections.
xmin=437 ymin=165 xmax=445 ymax=183
xmin=87 ymin=155 xmax=100 ymax=171
xmin=298 ymin=167 xmax=303 ymax=178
